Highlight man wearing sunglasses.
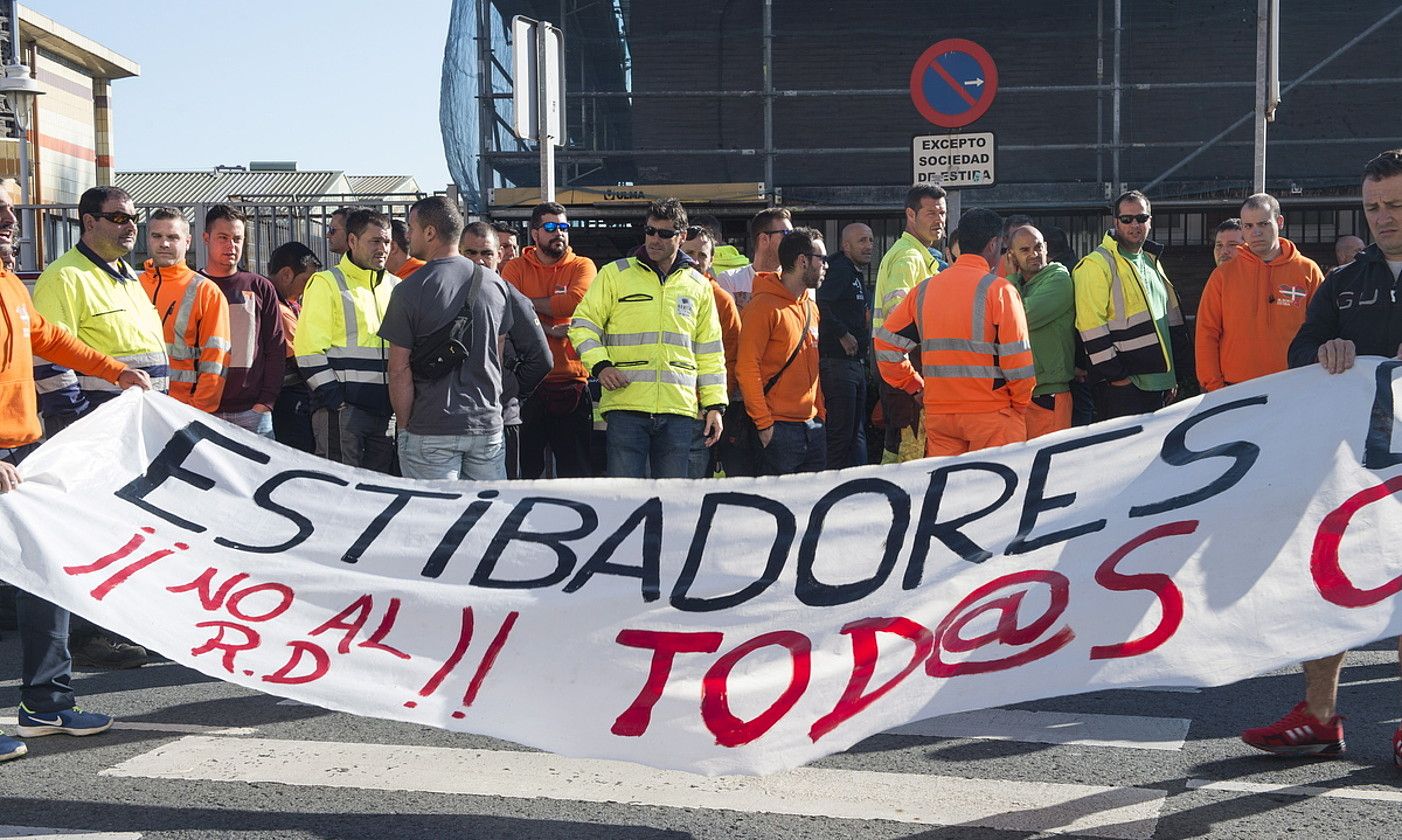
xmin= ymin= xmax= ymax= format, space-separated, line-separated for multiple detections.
xmin=718 ymin=207 xmax=792 ymax=311
xmin=1073 ymin=190 xmax=1188 ymax=420
xmin=30 ymin=185 xmax=166 ymax=670
xmin=501 ymin=202 xmax=597 ymax=479
xmin=569 ymin=199 xmax=727 ymax=478
xmin=1 ymin=181 xmax=152 ymax=759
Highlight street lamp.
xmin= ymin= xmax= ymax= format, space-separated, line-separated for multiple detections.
xmin=0 ymin=61 xmax=42 ymax=271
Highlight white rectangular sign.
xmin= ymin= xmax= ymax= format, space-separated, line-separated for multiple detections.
xmin=913 ymin=132 xmax=996 ymax=188
xmin=4 ymin=363 xmax=1402 ymax=776
xmin=510 ymin=16 xmax=564 ymax=144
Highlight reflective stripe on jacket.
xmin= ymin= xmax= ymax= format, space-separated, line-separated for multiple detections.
xmin=32 ymin=244 xmax=169 ymax=417
xmin=141 ymin=261 xmax=231 ymax=412
xmin=873 ymin=231 xmax=940 ymax=334
xmin=1072 ymin=232 xmax=1183 ymax=381
xmin=874 ymin=253 xmax=1034 ymax=414
xmin=293 ymin=255 xmax=398 ymax=412
xmin=568 ymin=252 xmax=726 ymax=417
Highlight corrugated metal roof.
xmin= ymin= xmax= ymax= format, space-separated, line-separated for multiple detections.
xmin=114 ymin=170 xmax=363 ymax=205
xmin=346 ymin=175 xmax=421 ymax=199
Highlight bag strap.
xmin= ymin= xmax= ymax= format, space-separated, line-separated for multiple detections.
xmin=450 ymin=261 xmax=484 ymax=336
xmin=763 ymin=296 xmax=812 ymax=395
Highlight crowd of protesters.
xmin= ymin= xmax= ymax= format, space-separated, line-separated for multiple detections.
xmin=1 ymin=147 xmax=1401 ymax=766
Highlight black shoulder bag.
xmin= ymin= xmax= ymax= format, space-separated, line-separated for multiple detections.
xmin=410 ymin=262 xmax=483 ymax=381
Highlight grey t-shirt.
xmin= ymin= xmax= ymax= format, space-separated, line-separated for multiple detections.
xmin=378 ymin=255 xmax=511 ymax=436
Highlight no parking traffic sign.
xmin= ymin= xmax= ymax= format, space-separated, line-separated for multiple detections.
xmin=909 ymin=38 xmax=998 ymax=129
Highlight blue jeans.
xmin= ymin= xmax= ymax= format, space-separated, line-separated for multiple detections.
xmin=217 ymin=408 xmax=275 ymax=439
xmin=605 ymin=411 xmax=702 ymax=478
xmin=761 ymin=418 xmax=826 ymax=476
xmin=819 ymin=356 xmax=868 ymax=469
xmin=397 ymin=429 xmax=506 ymax=481
xmin=3 ymin=444 xmax=74 ymax=712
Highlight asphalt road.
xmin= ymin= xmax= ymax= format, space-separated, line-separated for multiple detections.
xmin=2 ymin=633 xmax=1401 ymax=839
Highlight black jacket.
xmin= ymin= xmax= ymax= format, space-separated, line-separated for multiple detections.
xmin=816 ymin=252 xmax=870 ymax=359
xmin=1288 ymin=244 xmax=1402 ymax=368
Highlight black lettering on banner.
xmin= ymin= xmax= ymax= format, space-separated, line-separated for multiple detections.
xmin=471 ymin=497 xmax=599 ymax=589
xmin=421 ymin=491 xmax=499 ymax=579
xmin=796 ymin=479 xmax=910 ymax=607
xmin=1005 ymin=426 xmax=1141 ymax=556
xmin=671 ymin=492 xmax=796 ymax=612
xmin=564 ymin=497 xmax=664 ymax=600
xmin=114 ymin=421 xmax=268 ymax=532
xmin=342 ymin=483 xmax=463 ymax=565
xmin=1129 ymin=395 xmax=1268 ymax=517
xmin=214 ymin=470 xmax=350 ymax=553
xmin=904 ymin=462 xmax=1017 ymax=586
xmin=1364 ymin=360 xmax=1402 ymax=470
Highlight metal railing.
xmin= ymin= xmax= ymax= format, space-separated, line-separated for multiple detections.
xmin=17 ymin=199 xmax=424 ymax=275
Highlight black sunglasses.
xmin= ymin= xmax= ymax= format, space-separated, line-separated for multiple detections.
xmin=643 ymin=225 xmax=682 ymax=239
xmin=805 ymin=253 xmax=830 ymax=265
xmin=94 ymin=211 xmax=140 ymax=225
xmin=1117 ymin=213 xmax=1151 ymax=224
xmin=537 ymin=221 xmax=570 ymax=232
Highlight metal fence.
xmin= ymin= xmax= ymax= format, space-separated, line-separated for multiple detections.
xmin=17 ymin=199 xmax=425 ymax=275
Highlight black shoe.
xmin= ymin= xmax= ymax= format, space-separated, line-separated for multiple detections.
xmin=71 ymin=635 xmax=149 ymax=670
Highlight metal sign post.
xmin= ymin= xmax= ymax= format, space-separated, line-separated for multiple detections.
xmin=511 ymin=16 xmax=564 ymax=202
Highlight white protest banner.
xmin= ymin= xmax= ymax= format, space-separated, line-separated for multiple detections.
xmin=3 ymin=361 xmax=1402 ymax=776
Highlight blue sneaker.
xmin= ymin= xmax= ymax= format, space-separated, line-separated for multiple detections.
xmin=16 ymin=705 xmax=113 ymax=738
xmin=0 ymin=733 xmax=26 ymax=761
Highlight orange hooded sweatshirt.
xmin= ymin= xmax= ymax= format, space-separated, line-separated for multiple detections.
xmin=1195 ymin=237 xmax=1322 ymax=391
xmin=709 ymin=277 xmax=742 ymax=397
xmin=500 ymin=246 xmax=597 ymax=383
xmin=1 ymin=269 xmax=125 ymax=448
xmin=140 ymin=260 xmax=232 ymax=413
xmin=737 ymin=271 xmax=823 ymax=429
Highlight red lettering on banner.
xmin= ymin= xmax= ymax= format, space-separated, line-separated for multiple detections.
xmin=309 ymin=595 xmax=374 ymax=654
xmin=1311 ymin=474 xmax=1402 ymax=607
xmin=1089 ymin=521 xmax=1194 ymax=660
xmin=67 ymin=527 xmax=187 ymax=600
xmin=263 ymin=640 xmax=331 ymax=685
xmin=361 ymin=597 xmax=411 ymax=660
xmin=610 ymin=629 xmax=724 ymax=737
xmin=457 ymin=610 xmax=520 ymax=716
xmin=309 ymin=595 xmax=412 ymax=660
xmin=927 ymin=570 xmax=1074 ymax=677
xmin=64 ymin=527 xmax=154 ymax=575
xmin=809 ymin=616 xmax=933 ymax=742
xmin=402 ymin=607 xmax=520 ymax=715
xmin=167 ymin=567 xmax=250 ymax=611
xmin=190 ymin=620 xmax=260 ymax=672
xmin=225 ymin=582 xmax=294 ymax=623
xmin=702 ymin=630 xmax=812 ymax=747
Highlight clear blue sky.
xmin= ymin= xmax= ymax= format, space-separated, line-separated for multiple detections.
xmin=26 ymin=0 xmax=454 ymax=190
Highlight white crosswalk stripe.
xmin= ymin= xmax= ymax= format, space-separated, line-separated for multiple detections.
xmin=104 ymin=735 xmax=1167 ymax=839
xmin=0 ymin=828 xmax=140 ymax=839
xmin=888 ymin=708 xmax=1191 ymax=751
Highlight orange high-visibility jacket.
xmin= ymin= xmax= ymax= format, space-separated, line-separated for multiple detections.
xmin=1 ymin=268 xmax=125 ymax=448
xmin=1195 ymin=237 xmax=1322 ymax=391
xmin=140 ymin=260 xmax=231 ymax=413
xmin=874 ymin=253 xmax=1034 ymax=415
xmin=709 ymin=276 xmax=742 ymax=398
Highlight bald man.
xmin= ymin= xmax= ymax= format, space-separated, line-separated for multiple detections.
xmin=1008 ymin=226 xmax=1075 ymax=437
xmin=1333 ymin=234 xmax=1365 ymax=272
xmin=817 ymin=222 xmax=874 ymax=468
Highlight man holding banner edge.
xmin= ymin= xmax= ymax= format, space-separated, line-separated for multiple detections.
xmin=1242 ymin=149 xmax=1402 ymax=765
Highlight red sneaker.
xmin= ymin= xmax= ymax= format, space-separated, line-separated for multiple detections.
xmin=1241 ymin=702 xmax=1345 ymax=757
xmin=1392 ymin=727 xmax=1402 ymax=769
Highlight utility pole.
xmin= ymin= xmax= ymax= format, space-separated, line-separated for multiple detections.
xmin=1253 ymin=0 xmax=1280 ymax=194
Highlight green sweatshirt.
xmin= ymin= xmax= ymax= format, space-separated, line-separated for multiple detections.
xmin=1016 ymin=262 xmax=1076 ymax=395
